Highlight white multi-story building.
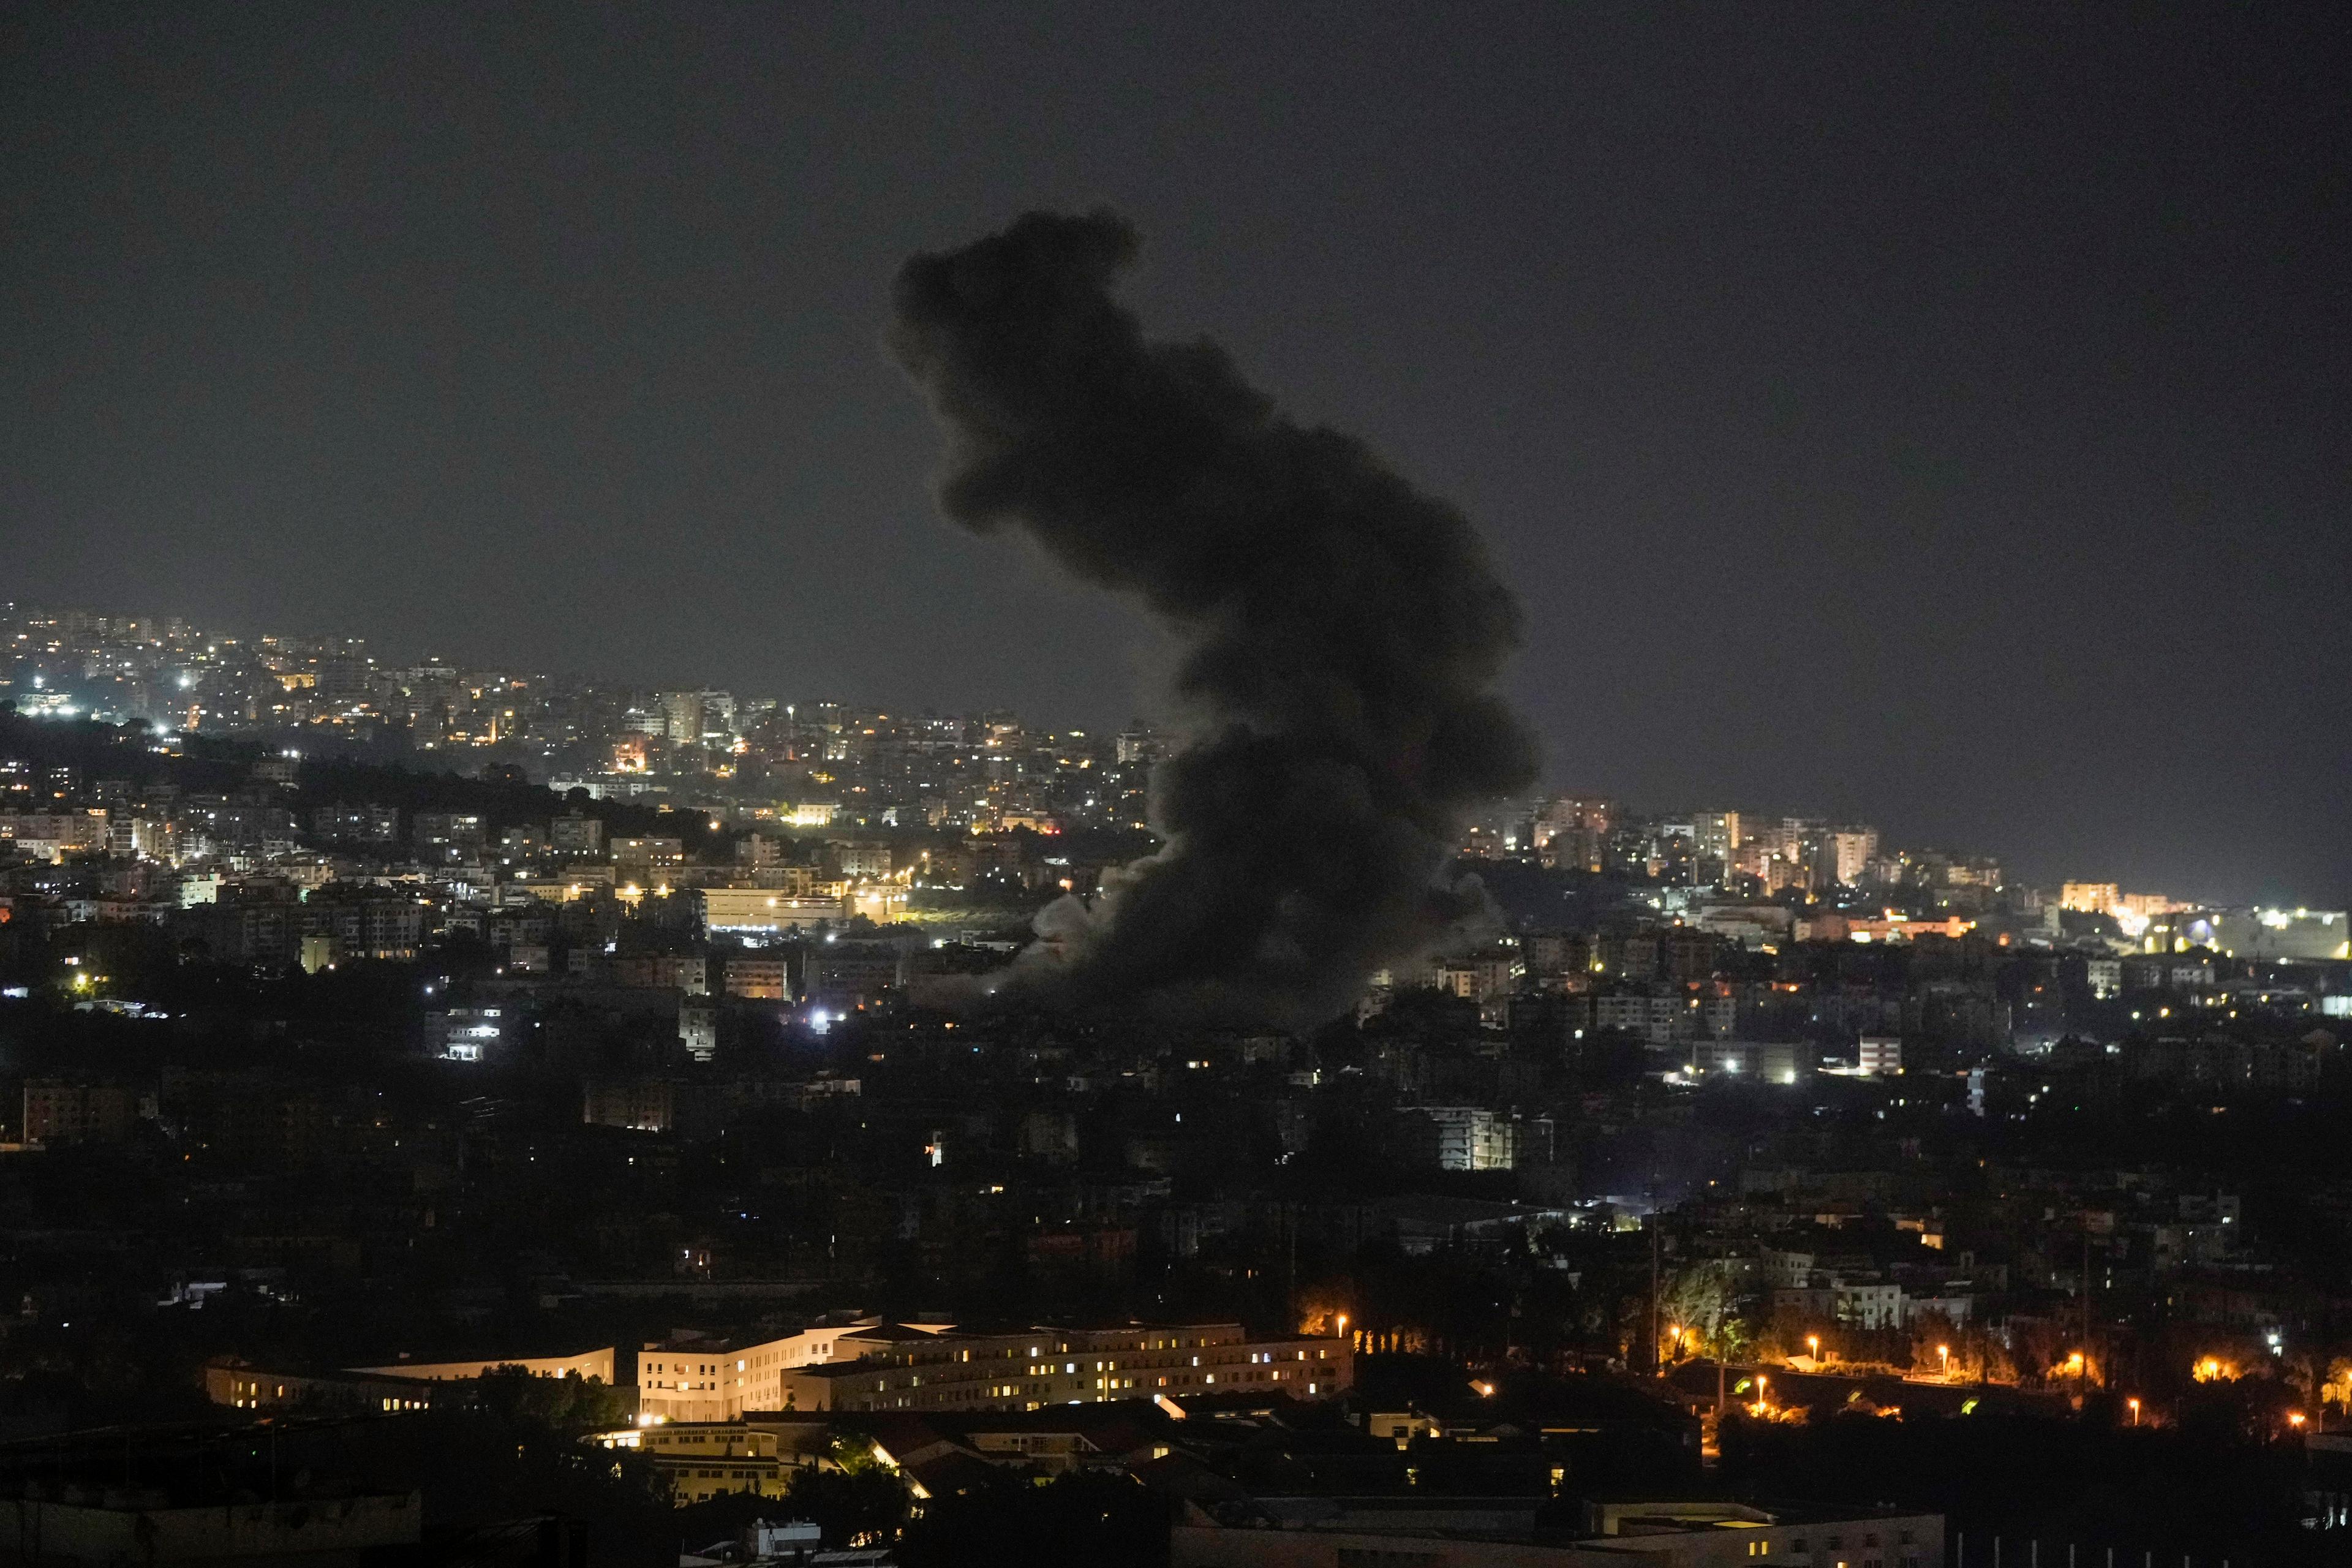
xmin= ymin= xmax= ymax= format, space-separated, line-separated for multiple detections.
xmin=635 ymin=1319 xmax=1349 ymax=1421
xmin=1836 ymin=1278 xmax=1906 ymax=1330
xmin=436 ymin=1008 xmax=504 ymax=1062
xmin=1429 ymin=950 xmax=1522 ymax=1002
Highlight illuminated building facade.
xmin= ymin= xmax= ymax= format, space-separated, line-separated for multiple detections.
xmin=635 ymin=1321 xmax=1349 ymax=1422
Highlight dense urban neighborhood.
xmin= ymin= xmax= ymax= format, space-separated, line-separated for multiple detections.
xmin=0 ymin=605 xmax=2344 ymax=1563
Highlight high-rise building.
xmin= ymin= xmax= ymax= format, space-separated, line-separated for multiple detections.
xmin=698 ymin=691 xmax=736 ymax=741
xmin=657 ymin=690 xmax=704 ymax=744
xmin=1114 ymin=724 xmax=1163 ymax=765
xmin=1534 ymin=796 xmax=1613 ymax=872
xmin=1828 ymin=828 xmax=1879 ymax=887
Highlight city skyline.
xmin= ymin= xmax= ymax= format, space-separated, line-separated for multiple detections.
xmin=2 ymin=596 xmax=2334 ymax=912
xmin=6 ymin=7 xmax=2346 ymax=911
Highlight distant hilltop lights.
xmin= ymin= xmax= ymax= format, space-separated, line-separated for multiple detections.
xmin=2 ymin=602 xmax=2341 ymax=932
xmin=0 ymin=601 xmax=1175 ymax=840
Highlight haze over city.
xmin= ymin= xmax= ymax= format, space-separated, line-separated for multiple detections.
xmin=6 ymin=6 xmax=2346 ymax=903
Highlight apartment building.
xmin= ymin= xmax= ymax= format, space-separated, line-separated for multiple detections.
xmin=635 ymin=1319 xmax=1350 ymax=1421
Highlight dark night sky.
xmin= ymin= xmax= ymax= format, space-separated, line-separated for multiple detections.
xmin=4 ymin=5 xmax=2346 ymax=903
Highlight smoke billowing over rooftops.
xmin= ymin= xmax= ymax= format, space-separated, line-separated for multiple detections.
xmin=889 ymin=210 xmax=1539 ymax=1028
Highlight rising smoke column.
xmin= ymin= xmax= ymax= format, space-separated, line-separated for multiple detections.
xmin=889 ymin=211 xmax=1539 ymax=1028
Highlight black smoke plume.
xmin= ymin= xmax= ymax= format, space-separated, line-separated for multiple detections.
xmin=889 ymin=211 xmax=1539 ymax=1028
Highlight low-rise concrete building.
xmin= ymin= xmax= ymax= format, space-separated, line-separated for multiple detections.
xmin=635 ymin=1320 xmax=1350 ymax=1421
